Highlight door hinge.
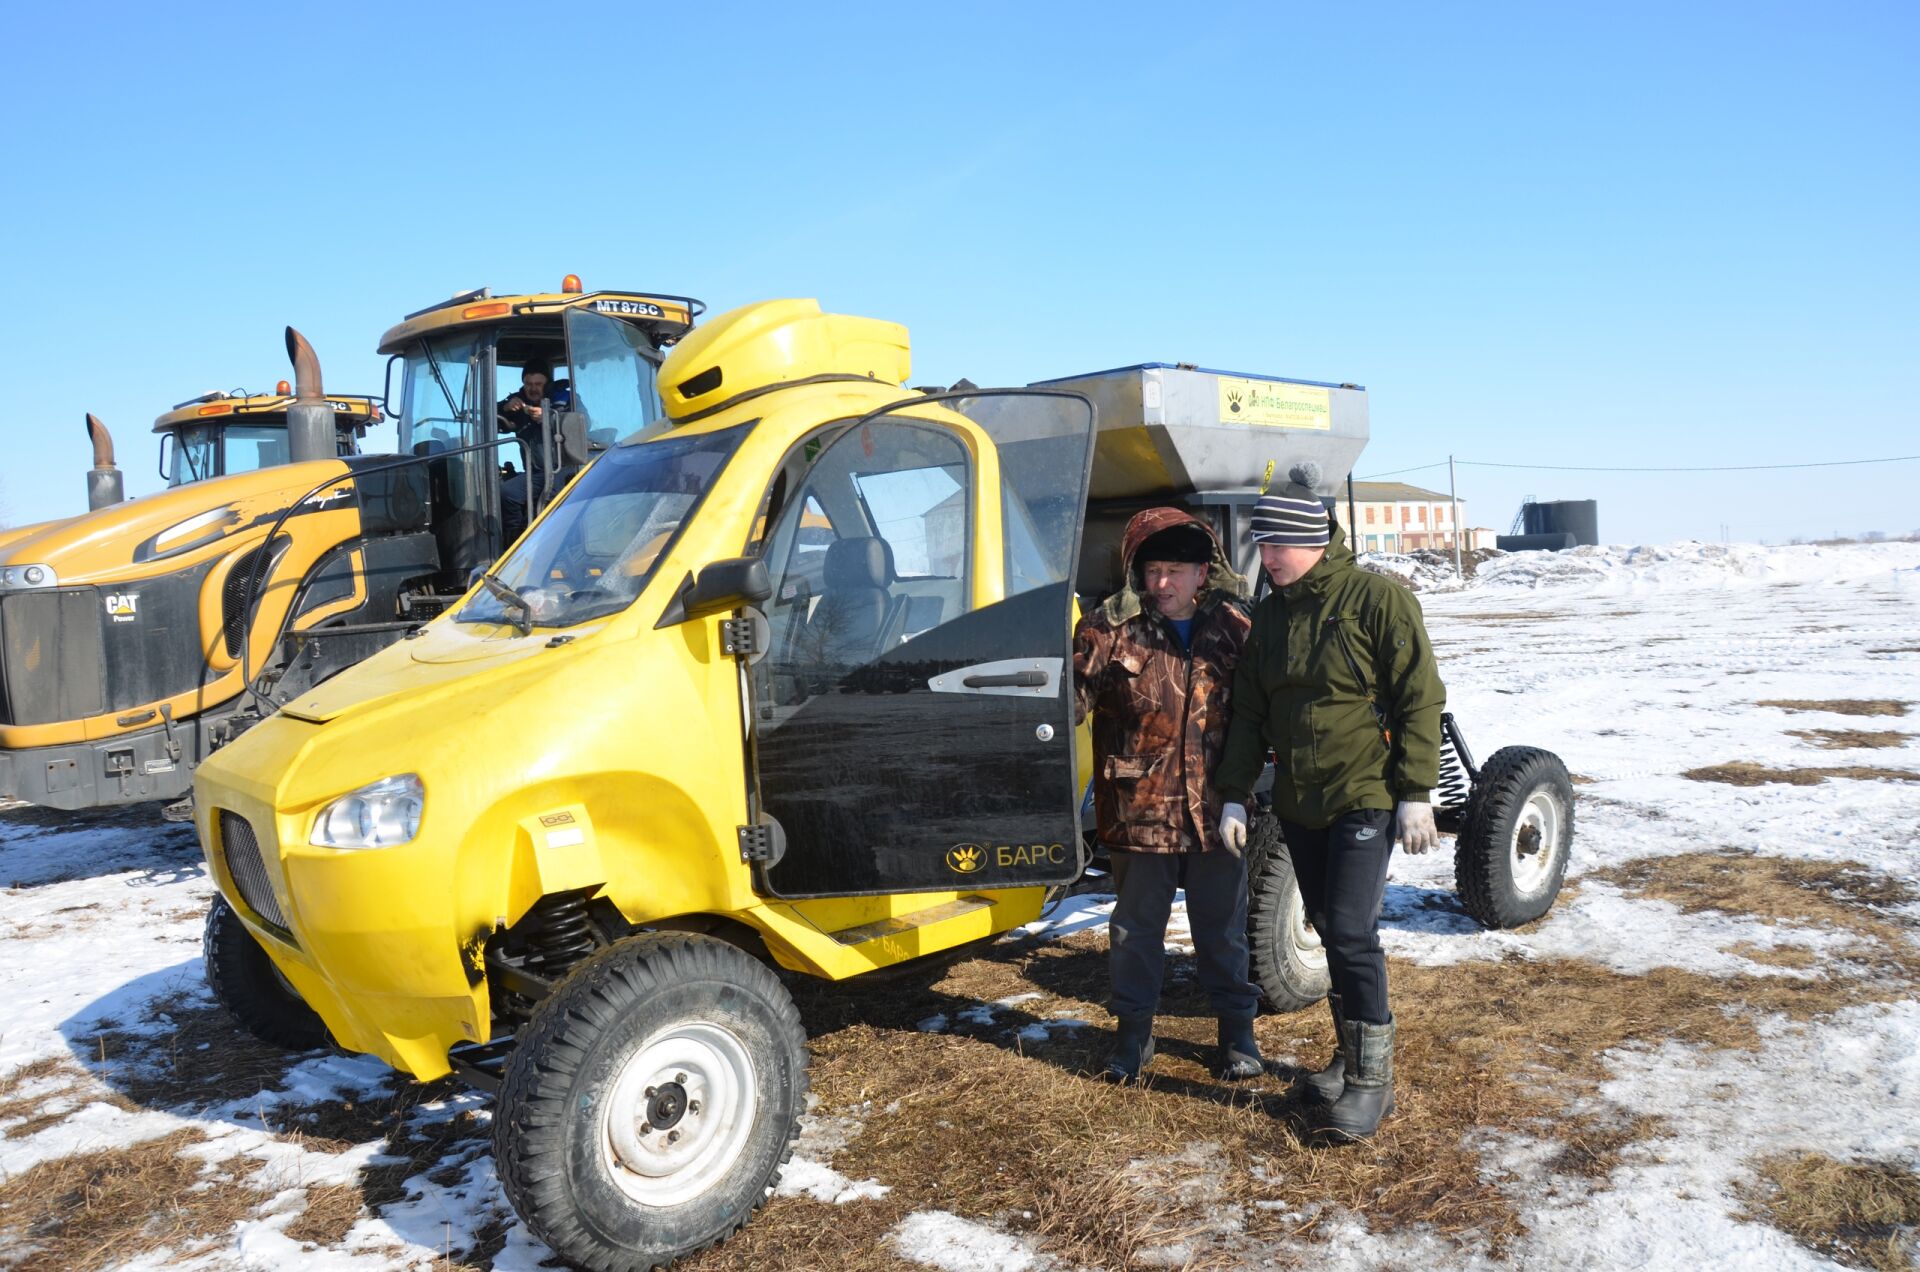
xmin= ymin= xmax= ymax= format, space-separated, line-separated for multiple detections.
xmin=721 ymin=617 xmax=760 ymax=657
xmin=737 ymin=817 xmax=786 ymax=866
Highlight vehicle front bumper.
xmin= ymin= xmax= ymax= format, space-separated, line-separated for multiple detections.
xmin=199 ymin=788 xmax=491 ymax=1081
xmin=0 ymin=718 xmax=207 ymax=810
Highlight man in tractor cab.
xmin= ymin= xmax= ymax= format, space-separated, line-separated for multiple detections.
xmin=1073 ymin=508 xmax=1264 ymax=1085
xmin=499 ymin=360 xmax=552 ymax=540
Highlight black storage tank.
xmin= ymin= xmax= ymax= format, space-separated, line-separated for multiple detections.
xmin=1522 ymin=499 xmax=1599 ymax=546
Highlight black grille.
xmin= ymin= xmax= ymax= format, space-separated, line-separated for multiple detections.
xmin=219 ymin=810 xmax=292 ymax=936
xmin=222 ymin=545 xmax=275 ymax=659
xmin=0 ymin=591 xmax=106 ymax=727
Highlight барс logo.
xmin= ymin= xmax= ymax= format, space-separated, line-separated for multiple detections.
xmin=946 ymin=844 xmax=984 ymax=874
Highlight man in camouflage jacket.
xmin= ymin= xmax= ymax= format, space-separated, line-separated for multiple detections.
xmin=1073 ymin=506 xmax=1263 ymax=1083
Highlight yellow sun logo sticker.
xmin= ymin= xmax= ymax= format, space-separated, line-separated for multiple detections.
xmin=946 ymin=844 xmax=984 ymax=874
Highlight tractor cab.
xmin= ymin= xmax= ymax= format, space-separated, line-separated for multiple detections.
xmin=379 ymin=276 xmax=699 ymax=590
xmin=154 ymin=388 xmax=382 ymax=488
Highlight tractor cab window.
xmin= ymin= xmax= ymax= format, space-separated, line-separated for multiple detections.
xmin=399 ymin=330 xmax=486 ymax=456
xmin=221 ymin=426 xmax=292 ymax=476
xmin=456 ymin=424 xmax=747 ymax=630
xmin=167 ymin=426 xmax=219 ymax=486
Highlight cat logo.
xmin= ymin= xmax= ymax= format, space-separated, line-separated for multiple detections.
xmin=945 ymin=844 xmax=984 ymax=874
xmin=104 ymin=592 xmax=139 ymax=623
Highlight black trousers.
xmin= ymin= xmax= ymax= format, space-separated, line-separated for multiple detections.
xmin=1281 ymin=808 xmax=1395 ymax=1024
xmin=1108 ymin=847 xmax=1259 ymax=1021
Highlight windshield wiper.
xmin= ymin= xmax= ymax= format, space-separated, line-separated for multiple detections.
xmin=478 ymin=572 xmax=533 ymax=636
xmin=416 ymin=337 xmax=465 ymax=421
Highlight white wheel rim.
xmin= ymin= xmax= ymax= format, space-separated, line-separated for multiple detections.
xmin=1290 ymin=890 xmax=1328 ymax=972
xmin=602 ymin=1021 xmax=759 ymax=1208
xmin=1510 ymin=788 xmax=1564 ymax=895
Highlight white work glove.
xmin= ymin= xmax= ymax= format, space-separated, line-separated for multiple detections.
xmin=1219 ymin=802 xmax=1248 ymax=857
xmin=1394 ymin=800 xmax=1437 ymax=855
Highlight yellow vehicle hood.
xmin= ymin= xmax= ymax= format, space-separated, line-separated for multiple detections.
xmin=0 ymin=515 xmax=81 ymax=557
xmin=278 ymin=621 xmax=552 ymax=723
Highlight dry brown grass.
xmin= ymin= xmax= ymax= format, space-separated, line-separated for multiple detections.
xmin=94 ymin=992 xmax=318 ymax=1111
xmin=1789 ymin=728 xmax=1911 ymax=750
xmin=1739 ymin=1153 xmax=1920 ymax=1271
xmin=1684 ymin=762 xmax=1920 ymax=786
xmin=6 ymin=850 xmax=1916 ymax=1269
xmin=0 ymin=991 xmax=502 ymax=1270
xmin=0 ymin=1129 xmax=273 ymax=1270
xmin=1592 ymin=850 xmax=1918 ymax=924
xmin=0 ymin=1056 xmax=123 ymax=1142
xmin=679 ymin=876 xmax=1920 ymax=1272
xmin=1760 ymin=699 xmax=1911 ymax=717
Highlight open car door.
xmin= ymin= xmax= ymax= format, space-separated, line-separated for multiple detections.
xmin=744 ymin=389 xmax=1096 ymax=898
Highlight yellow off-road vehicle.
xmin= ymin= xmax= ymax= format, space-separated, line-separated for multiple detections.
xmin=0 ymin=281 xmax=695 ymax=813
xmin=193 ymin=299 xmax=1573 ymax=1270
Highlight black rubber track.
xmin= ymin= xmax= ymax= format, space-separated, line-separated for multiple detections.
xmin=1453 ymin=745 xmax=1575 ymax=929
xmin=493 ymin=932 xmax=808 ymax=1272
xmin=1246 ymin=814 xmax=1331 ymax=1012
xmin=202 ymin=896 xmax=329 ymax=1051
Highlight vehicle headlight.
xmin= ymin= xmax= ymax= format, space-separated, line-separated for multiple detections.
xmin=0 ymin=564 xmax=56 ymax=590
xmin=309 ymin=774 xmax=424 ymax=849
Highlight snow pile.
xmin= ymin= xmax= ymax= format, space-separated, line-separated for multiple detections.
xmin=1357 ymin=550 xmax=1472 ymax=593
xmin=1476 ymin=538 xmax=1920 ymax=592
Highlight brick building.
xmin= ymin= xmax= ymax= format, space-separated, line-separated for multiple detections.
xmin=1333 ymin=481 xmax=1497 ymax=554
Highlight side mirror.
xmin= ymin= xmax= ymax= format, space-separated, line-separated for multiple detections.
xmin=659 ymin=556 xmax=772 ymax=627
xmin=556 ymin=411 xmax=590 ymax=466
xmin=382 ymin=354 xmax=403 ymax=420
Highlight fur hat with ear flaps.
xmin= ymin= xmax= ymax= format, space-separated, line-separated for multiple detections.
xmin=1098 ymin=506 xmax=1247 ymax=625
xmin=1250 ymin=462 xmax=1331 ymax=547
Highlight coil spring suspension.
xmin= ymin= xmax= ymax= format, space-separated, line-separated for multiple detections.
xmin=520 ymin=892 xmax=599 ymax=977
xmin=1435 ymin=711 xmax=1478 ymax=814
xmin=1437 ymin=738 xmax=1472 ymax=811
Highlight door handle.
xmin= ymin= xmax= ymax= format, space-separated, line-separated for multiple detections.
xmin=928 ymin=657 xmax=1063 ymax=698
xmin=963 ymin=670 xmax=1047 ymax=688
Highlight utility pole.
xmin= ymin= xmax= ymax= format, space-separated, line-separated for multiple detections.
xmin=1346 ymin=475 xmax=1358 ymax=555
xmin=1449 ymin=455 xmax=1463 ymax=579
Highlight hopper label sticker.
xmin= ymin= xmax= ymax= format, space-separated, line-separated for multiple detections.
xmin=1217 ymin=377 xmax=1331 ymax=430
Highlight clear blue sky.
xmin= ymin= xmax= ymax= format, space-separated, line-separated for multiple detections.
xmin=3 ymin=1 xmax=1914 ymax=544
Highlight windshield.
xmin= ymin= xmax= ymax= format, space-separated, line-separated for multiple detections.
xmin=399 ymin=329 xmax=485 ymax=456
xmin=456 ymin=424 xmax=749 ymax=629
xmin=168 ymin=426 xmax=219 ymax=486
xmin=221 ymin=426 xmax=292 ymax=475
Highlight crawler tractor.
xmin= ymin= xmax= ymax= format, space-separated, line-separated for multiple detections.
xmin=0 ymin=280 xmax=695 ymax=812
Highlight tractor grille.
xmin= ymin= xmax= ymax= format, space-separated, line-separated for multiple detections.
xmin=218 ymin=810 xmax=292 ymax=937
xmin=0 ymin=590 xmax=106 ymax=726
xmin=221 ymin=544 xmax=277 ymax=659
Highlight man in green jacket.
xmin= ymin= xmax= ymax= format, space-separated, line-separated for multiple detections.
xmin=1214 ymin=464 xmax=1446 ymax=1141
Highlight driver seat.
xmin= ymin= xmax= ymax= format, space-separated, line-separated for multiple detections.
xmin=807 ymin=536 xmax=902 ymax=664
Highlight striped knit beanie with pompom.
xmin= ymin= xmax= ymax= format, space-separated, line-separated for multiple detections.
xmin=1249 ymin=463 xmax=1331 ymax=546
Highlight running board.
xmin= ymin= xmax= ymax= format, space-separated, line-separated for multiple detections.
xmin=827 ymin=896 xmax=995 ymax=946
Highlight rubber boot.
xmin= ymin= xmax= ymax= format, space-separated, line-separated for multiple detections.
xmin=1101 ymin=1014 xmax=1156 ymax=1084
xmin=1320 ymin=1019 xmax=1395 ymax=1142
xmin=1217 ymin=1012 xmax=1266 ymax=1080
xmin=1298 ymin=993 xmax=1347 ymax=1104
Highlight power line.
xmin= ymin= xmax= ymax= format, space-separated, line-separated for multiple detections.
xmin=1356 ymin=461 xmax=1449 ymax=479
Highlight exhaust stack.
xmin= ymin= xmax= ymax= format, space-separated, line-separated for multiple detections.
xmin=85 ymin=413 xmax=125 ymax=510
xmin=284 ymin=326 xmax=336 ymax=465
